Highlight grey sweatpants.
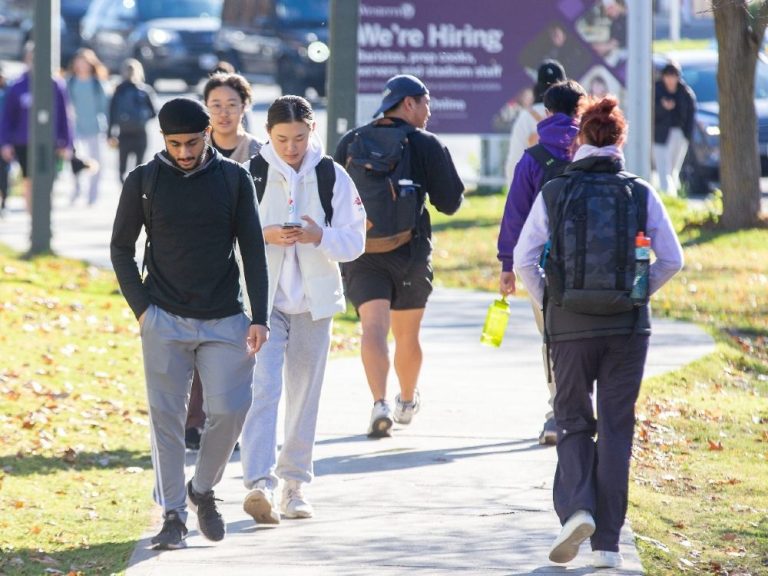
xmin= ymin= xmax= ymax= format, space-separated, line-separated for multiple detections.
xmin=240 ymin=309 xmax=332 ymax=490
xmin=530 ymin=298 xmax=556 ymax=421
xmin=141 ymin=305 xmax=254 ymax=521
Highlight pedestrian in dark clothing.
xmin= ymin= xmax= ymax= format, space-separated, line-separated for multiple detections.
xmin=108 ymin=58 xmax=156 ymax=183
xmin=110 ymin=97 xmax=269 ymax=551
xmin=334 ymin=74 xmax=464 ymax=438
xmin=498 ymin=79 xmax=586 ymax=445
xmin=653 ymin=61 xmax=696 ymax=195
xmin=514 ymin=96 xmax=684 ymax=569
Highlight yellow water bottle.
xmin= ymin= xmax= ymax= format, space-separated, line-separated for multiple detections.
xmin=481 ymin=297 xmax=510 ymax=347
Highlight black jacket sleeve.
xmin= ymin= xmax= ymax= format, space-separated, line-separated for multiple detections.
xmin=233 ymin=167 xmax=269 ymax=326
xmin=110 ymin=166 xmax=150 ymax=319
xmin=416 ymin=133 xmax=465 ymax=215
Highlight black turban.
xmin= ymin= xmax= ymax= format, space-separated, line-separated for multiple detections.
xmin=158 ymin=97 xmax=210 ymax=134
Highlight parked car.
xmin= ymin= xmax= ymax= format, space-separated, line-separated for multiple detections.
xmin=0 ymin=0 xmax=82 ymax=67
xmin=214 ymin=0 xmax=330 ymax=98
xmin=654 ymin=49 xmax=768 ymax=196
xmin=81 ymin=0 xmax=221 ymax=86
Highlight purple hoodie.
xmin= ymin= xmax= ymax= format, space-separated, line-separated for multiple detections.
xmin=0 ymin=72 xmax=72 ymax=149
xmin=497 ymin=112 xmax=579 ymax=272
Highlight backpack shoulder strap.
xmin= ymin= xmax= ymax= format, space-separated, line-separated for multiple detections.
xmin=248 ymin=153 xmax=269 ymax=204
xmin=140 ymin=160 xmax=160 ymax=275
xmin=526 ymin=143 xmax=552 ymax=168
xmin=315 ymin=155 xmax=336 ymax=226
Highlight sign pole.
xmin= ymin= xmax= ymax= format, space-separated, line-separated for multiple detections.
xmin=326 ymin=0 xmax=359 ymax=155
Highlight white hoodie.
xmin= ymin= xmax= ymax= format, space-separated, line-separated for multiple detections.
xmin=257 ymin=133 xmax=366 ymax=320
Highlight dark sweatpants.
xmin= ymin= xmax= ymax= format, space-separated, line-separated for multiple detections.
xmin=118 ymin=132 xmax=148 ymax=183
xmin=550 ymin=333 xmax=649 ymax=552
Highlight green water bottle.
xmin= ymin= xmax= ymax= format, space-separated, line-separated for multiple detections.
xmin=481 ymin=297 xmax=510 ymax=348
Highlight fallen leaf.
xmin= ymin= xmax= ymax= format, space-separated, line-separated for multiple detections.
xmin=707 ymin=439 xmax=723 ymax=451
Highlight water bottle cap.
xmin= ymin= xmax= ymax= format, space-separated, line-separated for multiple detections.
xmin=635 ymin=232 xmax=651 ymax=247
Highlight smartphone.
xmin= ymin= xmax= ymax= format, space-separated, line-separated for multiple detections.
xmin=282 ymin=222 xmax=303 ymax=229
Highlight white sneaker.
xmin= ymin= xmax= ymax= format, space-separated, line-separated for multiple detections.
xmin=243 ymin=479 xmax=280 ymax=524
xmin=548 ymin=509 xmax=596 ymax=564
xmin=393 ymin=390 xmax=421 ymax=425
xmin=281 ymin=480 xmax=313 ymax=519
xmin=593 ymin=550 xmax=623 ymax=568
xmin=367 ymin=401 xmax=393 ymax=437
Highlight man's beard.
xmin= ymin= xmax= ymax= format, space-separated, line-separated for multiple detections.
xmin=172 ymin=147 xmax=207 ymax=171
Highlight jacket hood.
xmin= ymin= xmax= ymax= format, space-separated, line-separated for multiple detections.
xmin=566 ymin=155 xmax=625 ymax=174
xmin=155 ymin=145 xmax=220 ymax=177
xmin=259 ymin=131 xmax=324 ymax=182
xmin=537 ymin=112 xmax=580 ymax=159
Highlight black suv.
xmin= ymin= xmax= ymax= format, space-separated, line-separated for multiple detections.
xmin=214 ymin=0 xmax=330 ymax=98
xmin=654 ymin=49 xmax=768 ymax=196
xmin=81 ymin=0 xmax=221 ymax=86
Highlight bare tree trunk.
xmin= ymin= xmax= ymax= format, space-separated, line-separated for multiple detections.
xmin=712 ymin=0 xmax=767 ymax=229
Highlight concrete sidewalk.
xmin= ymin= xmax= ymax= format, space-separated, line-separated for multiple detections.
xmin=0 ymin=161 xmax=714 ymax=574
xmin=121 ymin=290 xmax=713 ymax=576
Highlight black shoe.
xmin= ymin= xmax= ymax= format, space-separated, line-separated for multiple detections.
xmin=187 ymin=480 xmax=225 ymax=541
xmin=150 ymin=510 xmax=188 ymax=550
xmin=539 ymin=417 xmax=558 ymax=446
xmin=185 ymin=427 xmax=201 ymax=450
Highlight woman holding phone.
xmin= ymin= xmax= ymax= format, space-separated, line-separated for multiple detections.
xmin=240 ymin=95 xmax=366 ymax=525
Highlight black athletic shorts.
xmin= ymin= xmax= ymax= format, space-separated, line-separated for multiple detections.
xmin=342 ymin=249 xmax=433 ymax=311
xmin=14 ymin=145 xmax=28 ymax=178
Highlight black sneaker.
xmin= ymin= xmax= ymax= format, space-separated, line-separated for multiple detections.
xmin=185 ymin=427 xmax=201 ymax=450
xmin=186 ymin=480 xmax=225 ymax=541
xmin=150 ymin=510 xmax=188 ymax=550
xmin=539 ymin=417 xmax=558 ymax=446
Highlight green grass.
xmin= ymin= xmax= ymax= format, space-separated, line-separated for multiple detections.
xmin=428 ymin=191 xmax=768 ymax=575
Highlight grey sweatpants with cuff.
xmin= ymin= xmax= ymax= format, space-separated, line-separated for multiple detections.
xmin=141 ymin=304 xmax=254 ymax=521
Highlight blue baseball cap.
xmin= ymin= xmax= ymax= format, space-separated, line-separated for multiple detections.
xmin=373 ymin=74 xmax=429 ymax=118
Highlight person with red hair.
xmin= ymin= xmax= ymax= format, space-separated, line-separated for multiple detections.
xmin=514 ymin=96 xmax=684 ymax=568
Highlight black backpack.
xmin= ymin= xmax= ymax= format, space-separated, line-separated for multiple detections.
xmin=248 ymin=154 xmax=336 ymax=226
xmin=527 ymin=143 xmax=570 ymax=192
xmin=541 ymin=170 xmax=648 ymax=316
xmin=114 ymin=84 xmax=154 ymax=133
xmin=343 ymin=120 xmax=419 ymax=253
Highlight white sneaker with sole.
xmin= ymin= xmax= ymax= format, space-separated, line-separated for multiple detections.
xmin=548 ymin=509 xmax=596 ymax=564
xmin=367 ymin=401 xmax=393 ymax=437
xmin=393 ymin=390 xmax=420 ymax=425
xmin=243 ymin=479 xmax=280 ymax=524
xmin=593 ymin=550 xmax=623 ymax=568
xmin=281 ymin=480 xmax=314 ymax=519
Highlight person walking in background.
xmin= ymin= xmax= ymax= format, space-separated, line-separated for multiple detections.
xmin=240 ymin=95 xmax=365 ymax=525
xmin=653 ymin=61 xmax=696 ymax=196
xmin=334 ymin=74 xmax=464 ymax=438
xmin=108 ymin=58 xmax=156 ymax=183
xmin=66 ymin=48 xmax=109 ymax=206
xmin=0 ymin=65 xmax=10 ymax=214
xmin=184 ymin=71 xmax=265 ymax=451
xmin=504 ymin=60 xmax=566 ymax=183
xmin=0 ymin=42 xmax=72 ymax=214
xmin=498 ymin=79 xmax=586 ymax=445
xmin=110 ymin=97 xmax=269 ymax=550
xmin=514 ymin=96 xmax=683 ymax=569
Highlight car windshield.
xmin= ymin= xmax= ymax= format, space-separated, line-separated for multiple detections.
xmin=682 ymin=56 xmax=768 ymax=102
xmin=137 ymin=0 xmax=221 ymax=20
xmin=275 ymin=0 xmax=327 ymax=22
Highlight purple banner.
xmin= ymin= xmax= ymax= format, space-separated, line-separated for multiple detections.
xmin=356 ymin=0 xmax=628 ymax=133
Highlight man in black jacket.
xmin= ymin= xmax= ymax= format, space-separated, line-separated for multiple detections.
xmin=334 ymin=75 xmax=464 ymax=438
xmin=110 ymin=97 xmax=269 ymax=550
xmin=653 ymin=61 xmax=696 ymax=196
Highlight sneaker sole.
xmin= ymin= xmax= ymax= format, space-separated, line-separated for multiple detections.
xmin=367 ymin=416 xmax=393 ymax=437
xmin=549 ymin=522 xmax=596 ymax=563
xmin=282 ymin=508 xmax=313 ymax=519
xmin=150 ymin=539 xmax=187 ymax=551
xmin=243 ymin=491 xmax=280 ymax=524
